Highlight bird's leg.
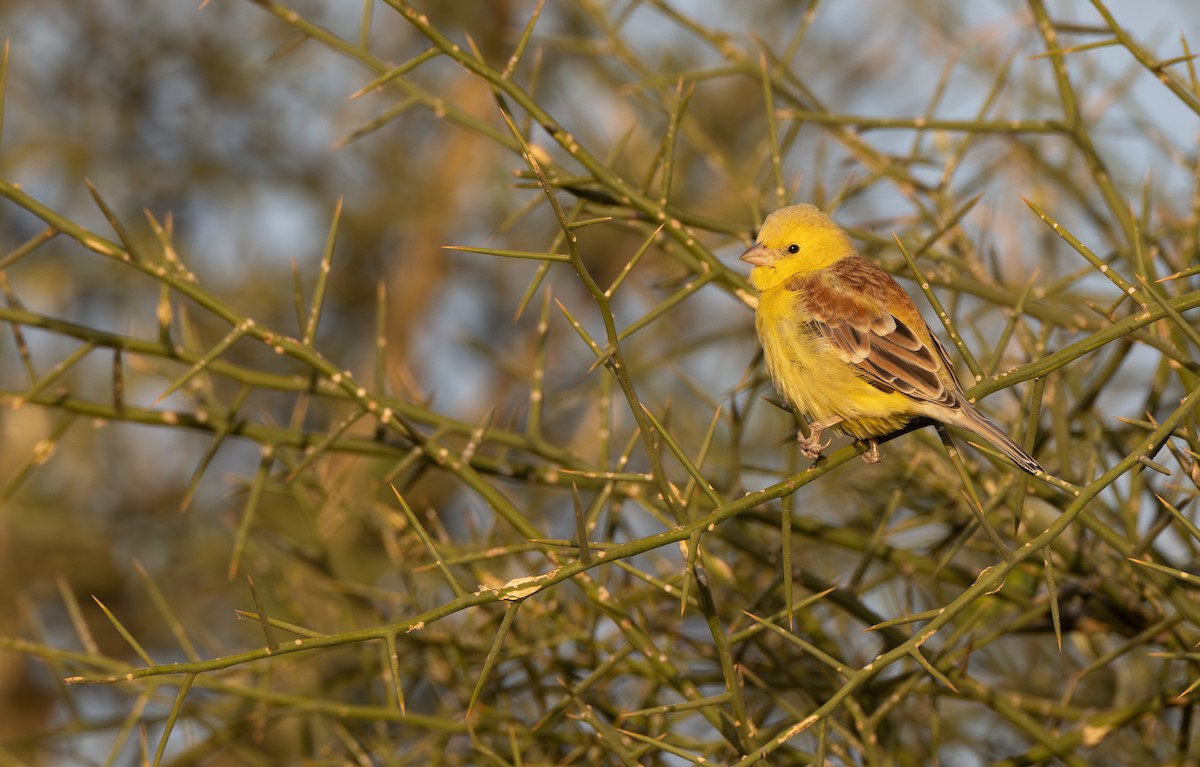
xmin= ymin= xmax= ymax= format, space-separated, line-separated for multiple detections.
xmin=797 ymin=417 xmax=841 ymax=459
xmin=860 ymin=439 xmax=882 ymax=464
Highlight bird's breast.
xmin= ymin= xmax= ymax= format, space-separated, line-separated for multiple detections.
xmin=753 ymin=285 xmax=914 ymax=436
xmin=755 ymin=287 xmax=837 ymax=392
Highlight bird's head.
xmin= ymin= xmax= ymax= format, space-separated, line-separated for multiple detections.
xmin=740 ymin=204 xmax=854 ymax=280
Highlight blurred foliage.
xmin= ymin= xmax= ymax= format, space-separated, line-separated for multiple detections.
xmin=2 ymin=0 xmax=1200 ymax=764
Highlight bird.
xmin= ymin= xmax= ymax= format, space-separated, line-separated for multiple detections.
xmin=740 ymin=203 xmax=1043 ymax=475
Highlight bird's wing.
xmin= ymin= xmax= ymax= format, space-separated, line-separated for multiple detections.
xmin=793 ymin=256 xmax=959 ymax=407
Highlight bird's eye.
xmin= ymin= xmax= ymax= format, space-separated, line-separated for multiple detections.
xmin=787 ymin=244 xmax=800 ymax=254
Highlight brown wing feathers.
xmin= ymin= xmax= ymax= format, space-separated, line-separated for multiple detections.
xmin=789 ymin=256 xmax=959 ymax=408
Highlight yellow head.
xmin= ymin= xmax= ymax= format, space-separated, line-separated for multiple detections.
xmin=740 ymin=204 xmax=854 ymax=284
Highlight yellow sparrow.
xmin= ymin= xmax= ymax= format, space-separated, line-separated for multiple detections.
xmin=741 ymin=203 xmax=1042 ymax=475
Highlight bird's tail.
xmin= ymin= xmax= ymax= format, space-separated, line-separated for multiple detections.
xmin=951 ymin=405 xmax=1044 ymax=476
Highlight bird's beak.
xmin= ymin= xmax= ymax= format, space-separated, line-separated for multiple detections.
xmin=740 ymin=243 xmax=771 ymax=267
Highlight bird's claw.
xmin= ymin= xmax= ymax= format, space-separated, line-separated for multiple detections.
xmin=860 ymin=439 xmax=882 ymax=464
xmin=797 ymin=430 xmax=829 ymax=460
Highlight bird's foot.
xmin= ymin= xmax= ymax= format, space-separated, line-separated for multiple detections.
xmin=797 ymin=424 xmax=830 ymax=460
xmin=860 ymin=439 xmax=882 ymax=464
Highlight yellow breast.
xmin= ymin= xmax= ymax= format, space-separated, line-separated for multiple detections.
xmin=754 ymin=284 xmax=913 ymax=439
